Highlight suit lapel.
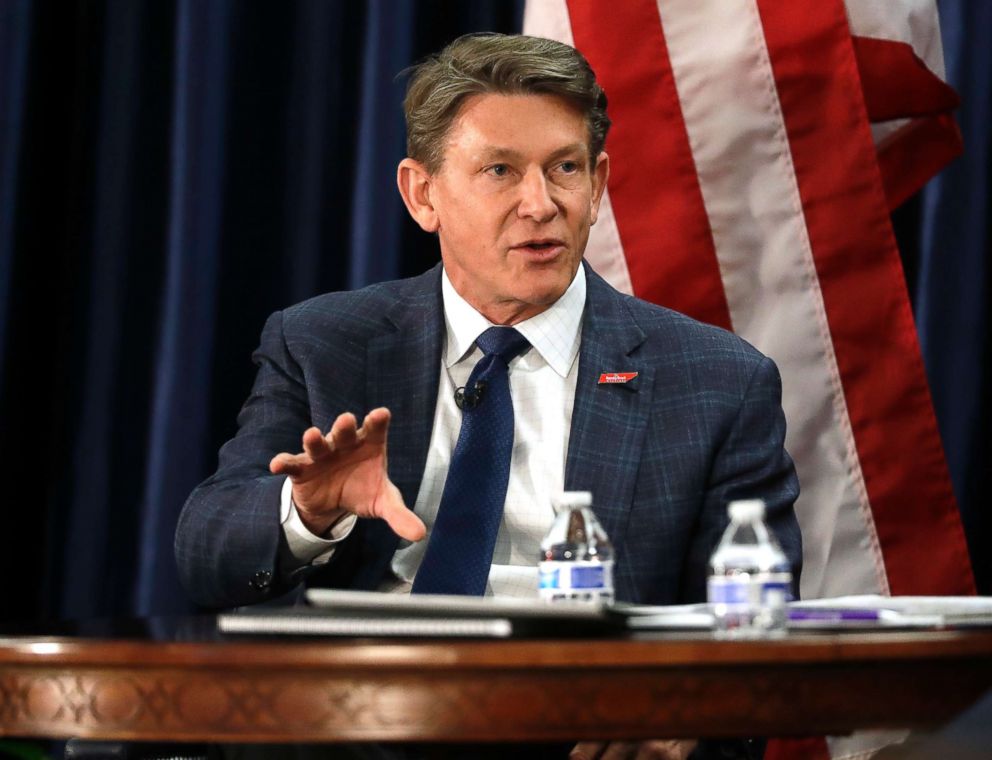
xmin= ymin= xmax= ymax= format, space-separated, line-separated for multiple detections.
xmin=565 ymin=265 xmax=654 ymax=548
xmin=352 ymin=266 xmax=444 ymax=589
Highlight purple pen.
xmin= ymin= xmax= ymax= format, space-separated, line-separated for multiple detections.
xmin=788 ymin=608 xmax=881 ymax=622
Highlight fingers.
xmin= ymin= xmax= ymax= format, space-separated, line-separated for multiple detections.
xmin=360 ymin=407 xmax=392 ymax=446
xmin=300 ymin=426 xmax=330 ymax=461
xmin=571 ymin=742 xmax=605 ymax=760
xmin=310 ymin=410 xmax=386 ymax=454
xmin=571 ymin=741 xmax=695 ymax=760
xmin=268 ymin=410 xmax=399 ymax=519
xmin=269 ymin=450 xmax=309 ymax=477
xmin=328 ymin=413 xmax=359 ymax=450
xmin=643 ymin=740 xmax=697 ymax=760
xmin=269 ymin=412 xmax=363 ymax=477
xmin=601 ymin=742 xmax=637 ymax=760
xmin=268 ymin=426 xmax=331 ymax=478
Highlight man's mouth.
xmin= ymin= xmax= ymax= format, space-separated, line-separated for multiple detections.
xmin=513 ymin=239 xmax=566 ymax=255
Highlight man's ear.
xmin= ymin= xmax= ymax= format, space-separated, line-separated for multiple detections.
xmin=397 ymin=158 xmax=439 ymax=233
xmin=590 ymin=151 xmax=610 ymax=226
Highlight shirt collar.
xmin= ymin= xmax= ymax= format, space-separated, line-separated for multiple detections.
xmin=441 ymin=265 xmax=586 ymax=378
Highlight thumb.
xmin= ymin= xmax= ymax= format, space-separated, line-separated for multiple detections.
xmin=377 ymin=483 xmax=427 ymax=542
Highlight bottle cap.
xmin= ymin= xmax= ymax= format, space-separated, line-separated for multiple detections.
xmin=728 ymin=498 xmax=765 ymax=522
xmin=552 ymin=491 xmax=593 ymax=512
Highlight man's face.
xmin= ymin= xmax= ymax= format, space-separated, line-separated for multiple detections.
xmin=400 ymin=93 xmax=609 ymax=325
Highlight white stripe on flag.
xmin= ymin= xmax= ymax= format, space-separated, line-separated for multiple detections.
xmin=586 ymin=189 xmax=635 ymax=297
xmin=844 ymin=0 xmax=946 ymax=76
xmin=523 ymin=0 xmax=574 ymax=46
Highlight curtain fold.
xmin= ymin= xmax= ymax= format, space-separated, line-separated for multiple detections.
xmin=0 ymin=0 xmax=31 ymax=385
xmin=133 ymin=0 xmax=234 ymax=616
xmin=62 ymin=0 xmax=148 ymax=619
xmin=348 ymin=0 xmax=414 ymax=290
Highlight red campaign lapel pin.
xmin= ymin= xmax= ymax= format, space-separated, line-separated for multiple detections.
xmin=598 ymin=372 xmax=638 ymax=385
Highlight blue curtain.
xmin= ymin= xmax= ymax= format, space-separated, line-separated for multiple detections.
xmin=913 ymin=0 xmax=991 ymax=592
xmin=0 ymin=0 xmax=521 ymax=621
xmin=0 ymin=0 xmax=30 ymax=385
xmin=0 ymin=0 xmax=986 ymax=623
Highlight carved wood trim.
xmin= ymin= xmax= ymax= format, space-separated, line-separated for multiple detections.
xmin=2 ymin=653 xmax=991 ymax=742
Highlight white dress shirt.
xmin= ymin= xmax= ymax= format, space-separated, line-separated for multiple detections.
xmin=279 ymin=266 xmax=586 ymax=598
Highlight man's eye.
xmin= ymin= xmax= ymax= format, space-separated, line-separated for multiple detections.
xmin=486 ymin=164 xmax=510 ymax=177
xmin=558 ymin=161 xmax=579 ymax=173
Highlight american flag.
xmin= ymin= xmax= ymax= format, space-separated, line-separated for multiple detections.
xmin=524 ymin=1 xmax=974 ymax=756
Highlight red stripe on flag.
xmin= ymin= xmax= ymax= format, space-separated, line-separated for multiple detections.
xmin=756 ymin=0 xmax=975 ymax=593
xmin=566 ymin=0 xmax=732 ymax=329
xmin=852 ymin=36 xmax=960 ymax=122
xmin=877 ymin=114 xmax=964 ymax=211
xmin=851 ymin=35 xmax=964 ymax=209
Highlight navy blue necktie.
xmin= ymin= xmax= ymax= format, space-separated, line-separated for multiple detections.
xmin=411 ymin=326 xmax=531 ymax=595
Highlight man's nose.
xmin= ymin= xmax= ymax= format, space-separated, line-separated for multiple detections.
xmin=516 ymin=168 xmax=558 ymax=222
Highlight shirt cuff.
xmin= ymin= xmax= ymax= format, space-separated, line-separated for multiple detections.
xmin=280 ymin=477 xmax=357 ymax=566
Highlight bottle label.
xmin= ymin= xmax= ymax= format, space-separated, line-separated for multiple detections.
xmin=538 ymin=560 xmax=614 ymax=603
xmin=538 ymin=566 xmax=560 ymax=590
xmin=707 ymin=572 xmax=792 ymax=607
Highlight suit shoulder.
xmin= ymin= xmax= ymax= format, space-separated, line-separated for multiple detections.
xmin=276 ymin=266 xmax=440 ymax=342
xmin=620 ymin=292 xmax=766 ymax=368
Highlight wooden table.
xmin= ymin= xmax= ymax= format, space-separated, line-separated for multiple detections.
xmin=1 ymin=623 xmax=991 ymax=743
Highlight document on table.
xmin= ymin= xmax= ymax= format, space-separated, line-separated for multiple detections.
xmin=610 ymin=602 xmax=715 ymax=630
xmin=787 ymin=595 xmax=992 ymax=629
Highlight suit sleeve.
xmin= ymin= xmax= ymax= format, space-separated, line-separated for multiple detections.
xmin=681 ymin=354 xmax=802 ymax=603
xmin=174 ymin=310 xmax=323 ymax=609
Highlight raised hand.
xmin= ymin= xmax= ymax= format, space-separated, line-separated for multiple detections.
xmin=269 ymin=407 xmax=426 ymax=542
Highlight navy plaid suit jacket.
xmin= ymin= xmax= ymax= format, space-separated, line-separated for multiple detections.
xmin=175 ymin=263 xmax=801 ymax=609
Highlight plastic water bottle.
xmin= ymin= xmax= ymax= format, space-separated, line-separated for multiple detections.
xmin=707 ymin=499 xmax=792 ymax=637
xmin=538 ymin=492 xmax=615 ymax=604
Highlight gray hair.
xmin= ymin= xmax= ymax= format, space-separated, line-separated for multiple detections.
xmin=403 ymin=33 xmax=611 ymax=173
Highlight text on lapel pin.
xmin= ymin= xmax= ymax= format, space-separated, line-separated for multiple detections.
xmin=598 ymin=372 xmax=638 ymax=384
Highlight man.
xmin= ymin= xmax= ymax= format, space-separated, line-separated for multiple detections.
xmin=176 ymin=32 xmax=800 ymax=760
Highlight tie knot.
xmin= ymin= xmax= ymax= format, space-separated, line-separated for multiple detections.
xmin=475 ymin=326 xmax=530 ymax=364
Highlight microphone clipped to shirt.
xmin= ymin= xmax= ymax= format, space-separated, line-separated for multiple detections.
xmin=454 ymin=381 xmax=486 ymax=410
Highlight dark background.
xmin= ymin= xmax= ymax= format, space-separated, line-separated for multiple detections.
xmin=0 ymin=0 xmax=987 ymax=623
